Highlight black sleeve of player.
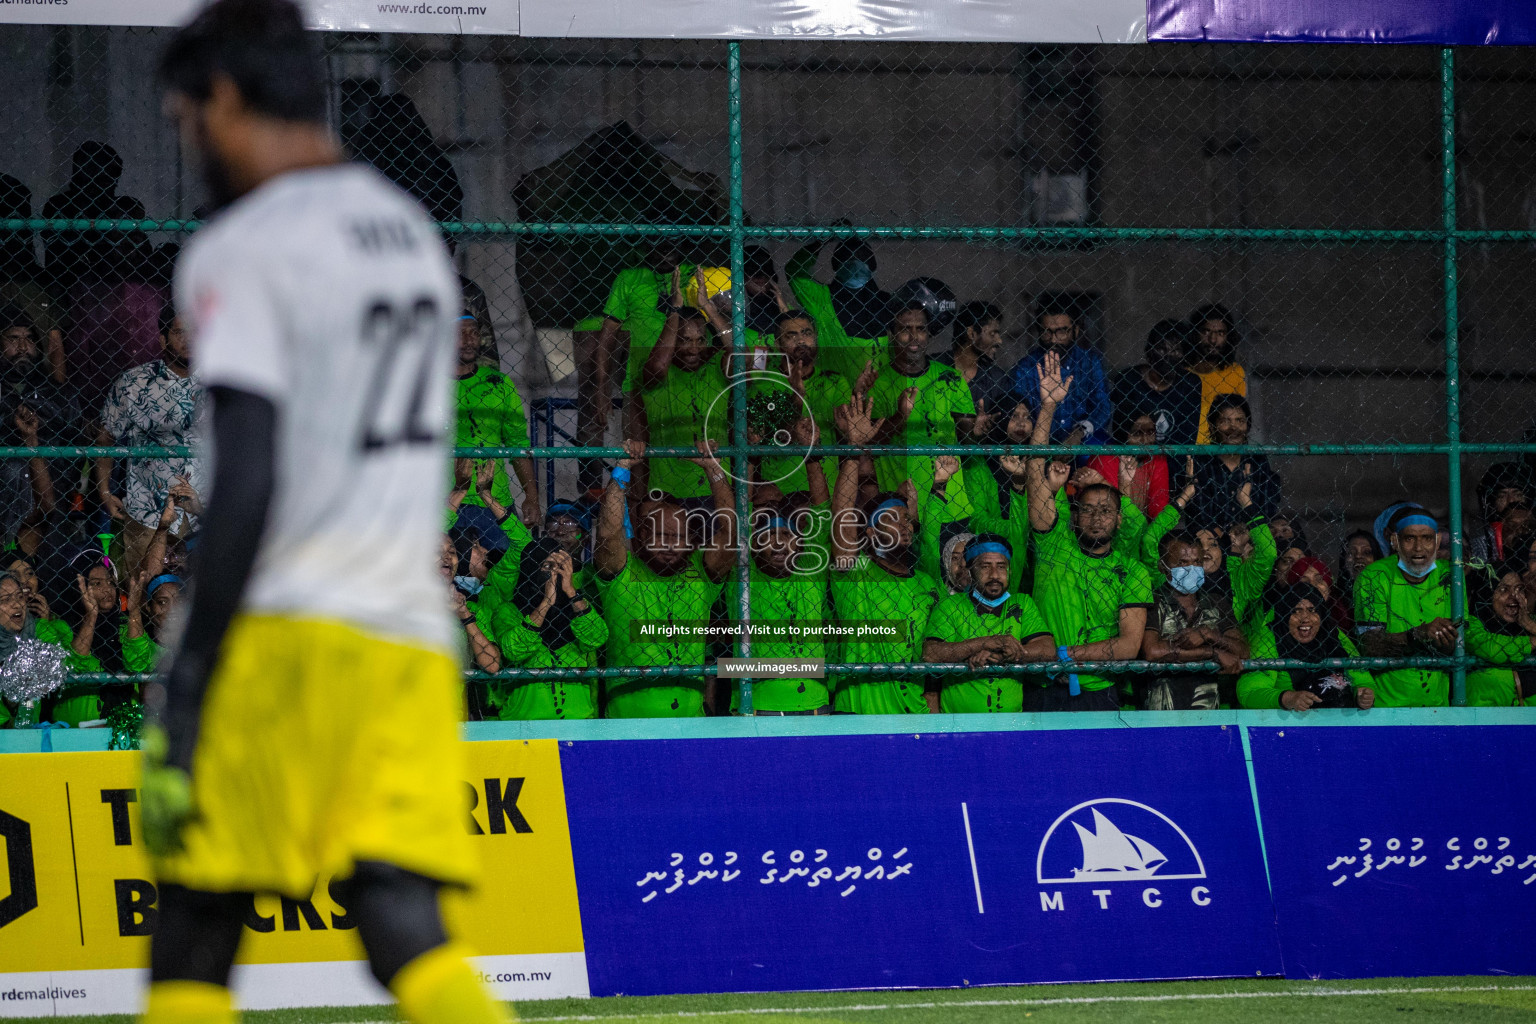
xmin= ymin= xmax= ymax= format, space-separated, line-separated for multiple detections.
xmin=158 ymin=385 xmax=277 ymax=771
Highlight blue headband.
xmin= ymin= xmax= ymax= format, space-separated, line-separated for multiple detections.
xmin=964 ymin=541 xmax=1011 ymax=563
xmin=546 ymin=503 xmax=587 ymax=528
xmin=458 ymin=314 xmax=478 ymax=322
xmin=147 ymin=574 xmax=182 ymax=599
xmin=872 ymin=498 xmax=907 ymax=520
xmin=754 ymin=516 xmax=794 ymax=534
xmin=1396 ymin=513 xmax=1439 ymax=533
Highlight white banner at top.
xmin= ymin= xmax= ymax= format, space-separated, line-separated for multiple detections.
xmin=0 ymin=0 xmax=1148 ymax=42
xmin=0 ymin=0 xmax=518 ymax=33
xmin=525 ymin=0 xmax=1146 ymax=42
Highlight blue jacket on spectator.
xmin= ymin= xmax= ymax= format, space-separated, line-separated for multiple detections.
xmin=1012 ymin=345 xmax=1114 ymax=443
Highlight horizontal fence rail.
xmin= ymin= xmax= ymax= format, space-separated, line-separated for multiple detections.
xmin=1 ymin=37 xmax=1533 ymax=726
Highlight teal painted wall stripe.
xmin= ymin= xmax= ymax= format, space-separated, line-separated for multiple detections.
xmin=3 ymin=706 xmax=1528 ymax=753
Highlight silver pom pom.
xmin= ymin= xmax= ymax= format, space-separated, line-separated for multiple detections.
xmin=0 ymin=639 xmax=68 ymax=704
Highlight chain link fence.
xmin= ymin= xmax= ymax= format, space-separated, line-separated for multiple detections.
xmin=0 ymin=26 xmax=1533 ymax=725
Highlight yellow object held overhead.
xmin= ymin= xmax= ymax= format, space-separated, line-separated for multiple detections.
xmin=684 ymin=267 xmax=733 ymax=309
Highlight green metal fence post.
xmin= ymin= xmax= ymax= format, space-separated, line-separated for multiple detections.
xmin=728 ymin=41 xmax=753 ymax=715
xmin=1442 ymin=47 xmax=1467 ymax=707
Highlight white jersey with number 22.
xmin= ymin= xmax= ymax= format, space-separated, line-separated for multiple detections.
xmin=177 ymin=164 xmax=460 ymax=651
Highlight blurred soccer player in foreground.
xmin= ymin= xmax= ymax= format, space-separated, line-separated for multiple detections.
xmin=136 ymin=2 xmax=510 ymax=1023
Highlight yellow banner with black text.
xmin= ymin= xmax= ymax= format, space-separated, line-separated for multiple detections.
xmin=0 ymin=740 xmax=587 ymax=1017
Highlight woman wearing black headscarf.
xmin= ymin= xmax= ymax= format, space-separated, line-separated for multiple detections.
xmin=69 ymin=552 xmax=124 ymax=673
xmin=488 ymin=537 xmax=608 ymax=720
xmin=1239 ymin=582 xmax=1376 ymax=710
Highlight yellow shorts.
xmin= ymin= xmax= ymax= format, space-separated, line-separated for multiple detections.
xmin=153 ymin=615 xmax=476 ymax=898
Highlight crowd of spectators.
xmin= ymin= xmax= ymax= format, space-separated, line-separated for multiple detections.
xmin=0 ymin=144 xmax=192 ymax=727
xmin=1 ymin=153 xmax=1534 ymax=726
xmin=441 ymin=237 xmax=1536 ymax=720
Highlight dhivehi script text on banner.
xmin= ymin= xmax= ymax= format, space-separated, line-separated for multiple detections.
xmin=559 ymin=728 xmax=1280 ymax=997
xmin=0 ymin=741 xmax=587 ymax=1018
xmin=1249 ymin=725 xmax=1536 ymax=980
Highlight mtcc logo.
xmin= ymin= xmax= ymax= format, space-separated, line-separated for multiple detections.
xmin=1034 ymin=799 xmax=1211 ymax=912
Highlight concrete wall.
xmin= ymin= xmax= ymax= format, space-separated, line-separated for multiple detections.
xmin=0 ymin=29 xmax=1531 ymax=545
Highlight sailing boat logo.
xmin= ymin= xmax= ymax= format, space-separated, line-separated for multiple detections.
xmin=1035 ymin=799 xmax=1207 ymax=884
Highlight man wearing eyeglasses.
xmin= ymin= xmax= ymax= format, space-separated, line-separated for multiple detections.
xmin=1010 ymin=297 xmax=1112 ymax=446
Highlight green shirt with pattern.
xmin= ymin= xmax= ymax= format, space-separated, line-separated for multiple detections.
xmin=786 ymin=247 xmax=886 ymax=385
xmin=1236 ymin=626 xmax=1374 ymax=709
xmin=750 ymin=368 xmax=851 ymax=495
xmin=830 ymin=555 xmax=938 ymax=714
xmin=868 ymin=360 xmax=976 ymax=519
xmin=925 ymin=592 xmax=1052 ymax=713
xmin=641 ymin=362 xmax=729 ymax=498
xmin=455 ymin=365 xmax=530 ymax=511
xmin=596 ymin=550 xmax=723 ymax=718
xmin=602 ymin=265 xmax=696 ymax=393
xmin=734 ymin=560 xmax=833 ymax=712
xmin=489 ymin=603 xmax=608 ymax=720
xmin=1032 ymin=509 xmax=1154 ymax=692
xmin=1354 ymin=559 xmax=1454 ymax=707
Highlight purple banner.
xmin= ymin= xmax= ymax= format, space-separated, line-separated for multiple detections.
xmin=1147 ymin=1 xmax=1536 ymax=45
xmin=1249 ymin=725 xmax=1536 ymax=979
xmin=560 ymin=728 xmax=1280 ymax=997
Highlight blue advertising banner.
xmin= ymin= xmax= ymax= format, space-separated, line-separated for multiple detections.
xmin=561 ymin=728 xmax=1280 ymax=996
xmin=1249 ymin=725 xmax=1536 ymax=980
xmin=1146 ymin=0 xmax=1536 ymax=45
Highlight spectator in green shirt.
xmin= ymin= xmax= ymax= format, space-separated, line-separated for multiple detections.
xmin=640 ymin=299 xmax=729 ymax=501
xmin=542 ymin=500 xmax=594 ymax=593
xmin=455 ymin=297 xmax=539 ymax=525
xmin=728 ymin=417 xmax=834 ymax=715
xmin=122 ymin=570 xmax=181 ymax=673
xmin=752 ymin=309 xmax=852 ymax=495
xmin=1025 ymin=351 xmax=1152 ymax=711
xmin=962 ymin=403 xmax=1037 ymax=596
xmin=490 ymin=540 xmax=608 ymax=720
xmin=1354 ymin=511 xmax=1458 ymax=706
xmin=867 ymin=298 xmax=979 ymax=518
xmin=593 ymin=439 xmax=736 ymax=717
xmin=595 ymin=239 xmax=693 ymax=449
xmin=740 ymin=519 xmax=835 ymax=714
xmin=922 ymin=534 xmax=1056 ymax=713
xmin=826 ymin=395 xmax=947 ymax=714
xmin=1238 ymin=582 xmax=1377 ymax=711
xmin=785 ymin=236 xmax=890 ymax=384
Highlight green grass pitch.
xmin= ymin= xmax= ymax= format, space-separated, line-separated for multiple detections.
xmin=13 ymin=977 xmax=1536 ymax=1024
